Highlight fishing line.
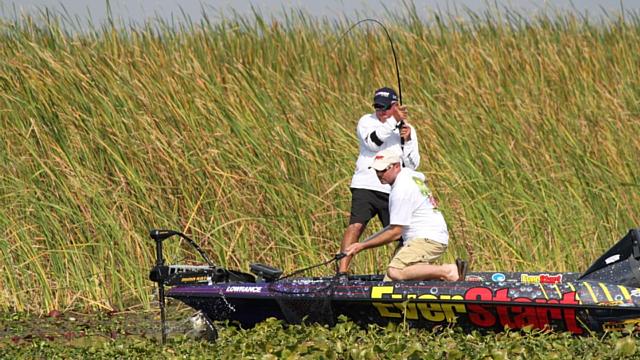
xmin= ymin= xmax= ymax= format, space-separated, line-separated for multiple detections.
xmin=276 ymin=252 xmax=346 ymax=281
xmin=332 ymin=18 xmax=403 ymax=104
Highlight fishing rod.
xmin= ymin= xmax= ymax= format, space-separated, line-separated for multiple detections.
xmin=333 ymin=18 xmax=406 ymax=147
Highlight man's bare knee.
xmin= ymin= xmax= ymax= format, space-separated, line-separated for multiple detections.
xmin=386 ymin=268 xmax=405 ymax=281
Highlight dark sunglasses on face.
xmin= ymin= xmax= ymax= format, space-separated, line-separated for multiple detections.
xmin=374 ymin=104 xmax=392 ymax=111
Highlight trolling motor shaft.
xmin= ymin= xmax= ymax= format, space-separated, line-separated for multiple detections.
xmin=150 ymin=229 xmax=171 ymax=345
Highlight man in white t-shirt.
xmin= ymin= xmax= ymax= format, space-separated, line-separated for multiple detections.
xmin=344 ymin=148 xmax=467 ymax=281
xmin=338 ymin=87 xmax=421 ymax=274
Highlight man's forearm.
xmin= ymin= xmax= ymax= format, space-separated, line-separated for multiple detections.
xmin=361 ymin=226 xmax=403 ymax=251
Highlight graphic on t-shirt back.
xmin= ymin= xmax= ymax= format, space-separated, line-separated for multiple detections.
xmin=412 ymin=176 xmax=439 ymax=209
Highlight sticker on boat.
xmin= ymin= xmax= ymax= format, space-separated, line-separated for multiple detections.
xmin=605 ymin=254 xmax=621 ymax=264
xmin=603 ymin=318 xmax=640 ymax=332
xmin=226 ymin=286 xmax=262 ymax=293
xmin=520 ymin=274 xmax=563 ymax=284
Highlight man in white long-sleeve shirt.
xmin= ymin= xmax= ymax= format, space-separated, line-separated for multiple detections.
xmin=338 ymin=87 xmax=421 ymax=274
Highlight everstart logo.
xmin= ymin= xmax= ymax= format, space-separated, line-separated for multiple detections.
xmin=370 ymin=286 xmax=583 ymax=334
xmin=465 ymin=287 xmax=582 ymax=334
xmin=371 ymin=286 xmax=465 ymax=323
xmin=520 ymin=274 xmax=563 ymax=284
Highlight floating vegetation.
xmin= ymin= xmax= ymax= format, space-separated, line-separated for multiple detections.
xmin=2 ymin=313 xmax=639 ymax=359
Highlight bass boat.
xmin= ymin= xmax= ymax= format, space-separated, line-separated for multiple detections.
xmin=149 ymin=228 xmax=640 ymax=341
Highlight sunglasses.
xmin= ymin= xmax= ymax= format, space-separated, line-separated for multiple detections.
xmin=374 ymin=104 xmax=392 ymax=111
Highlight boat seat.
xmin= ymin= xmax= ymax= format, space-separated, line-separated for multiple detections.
xmin=250 ymin=263 xmax=283 ymax=282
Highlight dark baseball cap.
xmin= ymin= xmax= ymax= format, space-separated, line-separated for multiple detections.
xmin=372 ymin=87 xmax=398 ymax=110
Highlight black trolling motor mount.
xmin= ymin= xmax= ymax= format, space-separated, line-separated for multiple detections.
xmin=148 ymin=229 xmax=258 ymax=344
xmin=148 ymin=229 xmax=223 ymax=345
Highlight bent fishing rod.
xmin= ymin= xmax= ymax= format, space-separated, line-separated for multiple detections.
xmin=333 ymin=18 xmax=407 ymax=146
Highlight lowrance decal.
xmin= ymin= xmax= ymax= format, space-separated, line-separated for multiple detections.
xmin=226 ymin=286 xmax=263 ymax=293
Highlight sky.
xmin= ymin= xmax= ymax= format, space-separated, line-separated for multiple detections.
xmin=1 ymin=0 xmax=638 ymax=29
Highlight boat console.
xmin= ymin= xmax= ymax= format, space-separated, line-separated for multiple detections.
xmin=579 ymin=228 xmax=640 ymax=287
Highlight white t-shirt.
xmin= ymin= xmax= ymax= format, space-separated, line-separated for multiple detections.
xmin=389 ymin=168 xmax=449 ymax=245
xmin=350 ymin=113 xmax=420 ymax=193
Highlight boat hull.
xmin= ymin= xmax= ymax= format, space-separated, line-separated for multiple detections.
xmin=168 ymin=272 xmax=640 ymax=334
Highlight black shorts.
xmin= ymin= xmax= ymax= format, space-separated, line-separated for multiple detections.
xmin=348 ymin=188 xmax=390 ymax=227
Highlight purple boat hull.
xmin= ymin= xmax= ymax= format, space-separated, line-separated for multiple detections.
xmin=168 ymin=271 xmax=640 ymax=334
xmin=150 ymin=228 xmax=640 ymax=335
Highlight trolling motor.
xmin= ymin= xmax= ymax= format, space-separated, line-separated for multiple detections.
xmin=148 ymin=229 xmax=253 ymax=344
xmin=149 ymin=229 xmax=208 ymax=344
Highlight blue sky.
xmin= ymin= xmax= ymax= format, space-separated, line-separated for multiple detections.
xmin=1 ymin=0 xmax=638 ymax=27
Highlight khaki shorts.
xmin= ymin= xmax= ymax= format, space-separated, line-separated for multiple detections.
xmin=387 ymin=238 xmax=447 ymax=270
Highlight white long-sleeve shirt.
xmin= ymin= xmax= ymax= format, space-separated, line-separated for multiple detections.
xmin=349 ymin=113 xmax=421 ymax=193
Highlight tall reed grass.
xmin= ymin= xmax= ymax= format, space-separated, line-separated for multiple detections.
xmin=1 ymin=7 xmax=638 ymax=312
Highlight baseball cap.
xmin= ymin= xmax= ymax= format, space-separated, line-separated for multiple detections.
xmin=372 ymin=87 xmax=398 ymax=110
xmin=369 ymin=148 xmax=402 ymax=171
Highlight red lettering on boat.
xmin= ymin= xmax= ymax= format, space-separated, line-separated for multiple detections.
xmin=463 ymin=287 xmax=583 ymax=334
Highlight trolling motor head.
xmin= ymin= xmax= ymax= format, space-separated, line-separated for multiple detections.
xmin=579 ymin=228 xmax=640 ymax=287
xmin=150 ymin=229 xmax=179 ymax=242
xmin=149 ymin=230 xmax=176 ymax=283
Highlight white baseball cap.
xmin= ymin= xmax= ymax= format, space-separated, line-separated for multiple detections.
xmin=369 ymin=148 xmax=402 ymax=171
